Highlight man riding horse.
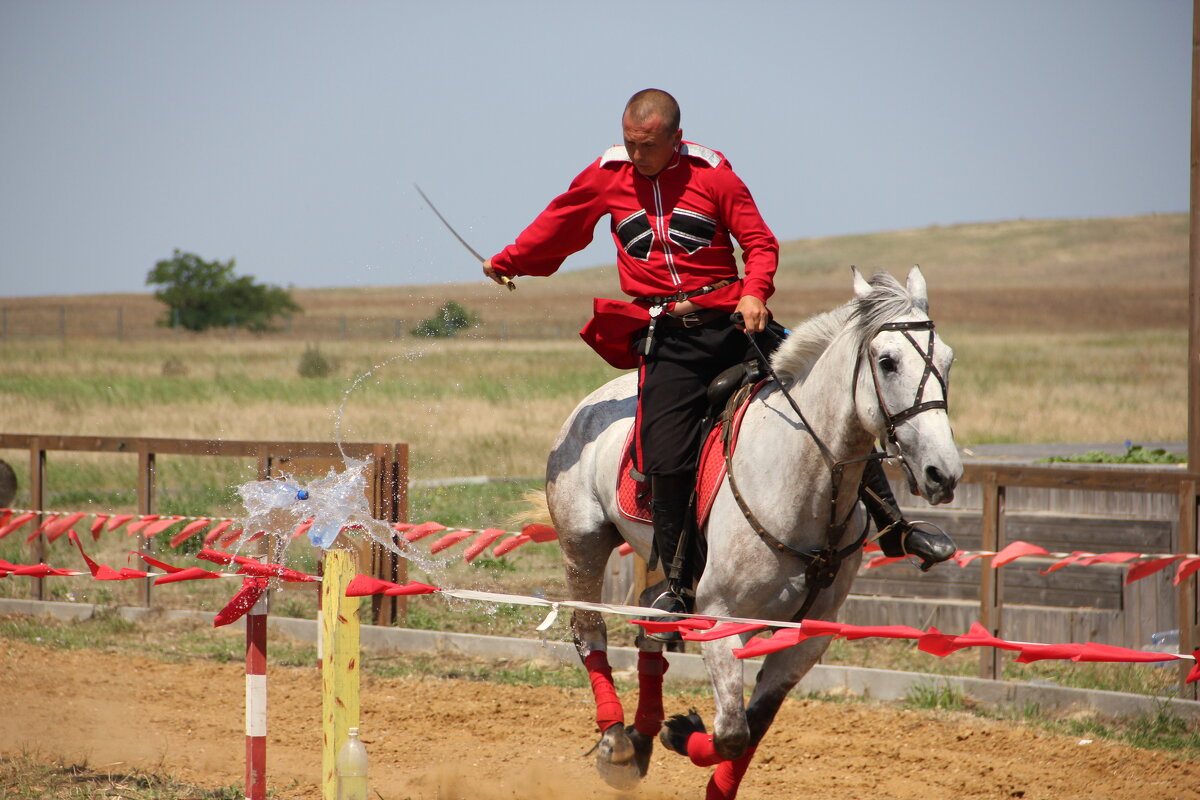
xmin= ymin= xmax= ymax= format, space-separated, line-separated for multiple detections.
xmin=483 ymin=89 xmax=955 ymax=635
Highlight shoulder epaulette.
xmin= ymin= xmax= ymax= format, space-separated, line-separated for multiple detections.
xmin=599 ymin=145 xmax=630 ymax=166
xmin=680 ymin=143 xmax=722 ymax=168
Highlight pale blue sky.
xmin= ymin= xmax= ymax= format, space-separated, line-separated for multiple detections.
xmin=0 ymin=1 xmax=1189 ymax=298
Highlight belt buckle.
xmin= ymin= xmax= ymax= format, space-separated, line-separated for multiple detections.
xmin=680 ymin=312 xmax=703 ymax=328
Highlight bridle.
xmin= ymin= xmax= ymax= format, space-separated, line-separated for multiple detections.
xmin=723 ymin=316 xmax=949 ymax=622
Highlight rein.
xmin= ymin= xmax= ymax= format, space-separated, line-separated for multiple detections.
xmin=724 ymin=317 xmax=948 ymax=622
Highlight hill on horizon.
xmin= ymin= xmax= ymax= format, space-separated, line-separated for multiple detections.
xmin=3 ymin=213 xmax=1187 ymax=339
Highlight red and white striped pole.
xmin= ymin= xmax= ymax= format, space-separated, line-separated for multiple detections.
xmin=245 ymin=592 xmax=268 ymax=800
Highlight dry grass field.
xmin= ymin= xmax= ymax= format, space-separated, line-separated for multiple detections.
xmin=1 ymin=213 xmax=1188 ymax=465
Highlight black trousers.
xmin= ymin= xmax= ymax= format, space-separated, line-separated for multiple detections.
xmin=634 ymin=317 xmax=760 ymax=478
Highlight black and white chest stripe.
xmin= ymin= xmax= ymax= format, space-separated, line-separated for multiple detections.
xmin=667 ymin=208 xmax=717 ymax=254
xmin=616 ymin=210 xmax=654 ymax=260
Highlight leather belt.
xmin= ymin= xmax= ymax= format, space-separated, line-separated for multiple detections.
xmin=656 ymin=308 xmax=727 ymax=328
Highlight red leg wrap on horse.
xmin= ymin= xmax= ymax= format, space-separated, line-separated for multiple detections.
xmin=705 ymin=746 xmax=757 ymax=800
xmin=633 ymin=651 xmax=668 ymax=736
xmin=685 ymin=732 xmax=725 ymax=767
xmin=583 ymin=651 xmax=624 ymax=731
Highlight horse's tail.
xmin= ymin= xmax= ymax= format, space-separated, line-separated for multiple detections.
xmin=508 ymin=487 xmax=552 ymax=529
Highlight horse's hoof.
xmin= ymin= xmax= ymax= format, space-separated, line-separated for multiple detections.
xmin=591 ymin=724 xmax=642 ymax=790
xmin=626 ymin=725 xmax=654 ymax=777
xmin=659 ymin=708 xmax=706 ymax=756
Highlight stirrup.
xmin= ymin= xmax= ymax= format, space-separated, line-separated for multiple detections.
xmin=645 ymin=591 xmax=688 ymax=643
xmin=900 ymin=520 xmax=955 ymax=572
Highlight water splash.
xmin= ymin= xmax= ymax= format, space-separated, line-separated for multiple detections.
xmin=233 ymin=459 xmax=440 ymax=577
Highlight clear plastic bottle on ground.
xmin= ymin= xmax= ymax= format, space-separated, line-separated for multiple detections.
xmin=336 ymin=726 xmax=369 ymax=800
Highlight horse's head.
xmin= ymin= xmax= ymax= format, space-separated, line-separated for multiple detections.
xmin=851 ymin=266 xmax=961 ymax=505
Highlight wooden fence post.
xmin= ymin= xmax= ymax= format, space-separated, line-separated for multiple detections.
xmin=979 ymin=478 xmax=1005 ymax=680
xmin=1180 ymin=479 xmax=1199 ymax=700
xmin=28 ymin=438 xmax=45 ymax=601
xmin=137 ymin=448 xmax=156 ymax=607
xmin=321 ymin=548 xmax=361 ymax=800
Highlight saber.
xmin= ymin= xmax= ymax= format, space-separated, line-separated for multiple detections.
xmin=414 ymin=184 xmax=515 ymax=291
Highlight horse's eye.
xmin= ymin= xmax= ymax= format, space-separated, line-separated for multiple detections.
xmin=878 ymin=355 xmax=898 ymax=374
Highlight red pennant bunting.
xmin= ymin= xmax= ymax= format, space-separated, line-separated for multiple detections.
xmin=89 ymin=514 xmax=109 ymax=540
xmin=1015 ymin=643 xmax=1086 ymax=663
xmin=838 ymin=623 xmax=925 ymax=641
xmin=955 ymin=551 xmax=988 ymax=567
xmin=169 ymin=518 xmax=211 ymax=548
xmin=630 ymin=617 xmax=716 ymax=635
xmin=930 ymin=621 xmax=1024 ymax=653
xmin=106 ymin=514 xmax=135 ymax=532
xmin=798 ymin=619 xmax=846 ymax=637
xmin=403 ymin=521 xmax=447 ymax=542
xmin=1187 ymin=652 xmax=1200 ymax=684
xmin=68 ymin=531 xmax=148 ymax=580
xmin=429 ymin=529 xmax=474 ymax=554
xmin=9 ymin=563 xmax=82 ymax=577
xmin=144 ymin=516 xmax=184 ymax=537
xmin=292 ymin=517 xmax=315 ymax=539
xmin=213 ymin=576 xmax=269 ymax=627
xmin=133 ymin=551 xmax=189 ymax=573
xmin=1174 ymin=557 xmax=1200 ymax=585
xmin=917 ymin=627 xmax=963 ymax=657
xmin=863 ymin=541 xmax=882 ymax=553
xmin=125 ymin=515 xmax=161 ymax=536
xmin=1040 ymin=551 xmax=1092 ymax=575
xmin=203 ymin=520 xmax=234 ymax=545
xmin=682 ymin=622 xmax=768 ymax=642
xmin=1075 ymin=552 xmax=1139 ymax=566
xmin=617 ymin=542 xmax=634 ymax=556
xmin=492 ymin=534 xmax=528 ymax=557
xmin=344 ymin=574 xmax=439 ymax=596
xmin=0 ymin=511 xmax=37 ymax=539
xmin=219 ymin=525 xmax=245 ymax=547
xmin=154 ymin=566 xmax=221 ymax=584
xmin=991 ymin=540 xmax=1050 ymax=567
xmin=1125 ymin=556 xmax=1184 ymax=584
xmin=392 ymin=522 xmax=415 ymax=532
xmin=521 ymin=523 xmax=558 ymax=543
xmin=27 ymin=514 xmax=57 ymax=543
xmin=464 ymin=529 xmax=507 ymax=562
xmin=733 ymin=628 xmax=809 ymax=659
xmin=44 ymin=512 xmax=86 ymax=542
xmin=865 ymin=555 xmax=906 ymax=569
xmin=1072 ymin=642 xmax=1180 ymax=664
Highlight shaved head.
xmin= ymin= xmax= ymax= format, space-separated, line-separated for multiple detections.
xmin=624 ymin=88 xmax=680 ymax=133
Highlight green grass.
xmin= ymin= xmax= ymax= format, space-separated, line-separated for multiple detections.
xmin=984 ymin=699 xmax=1200 ymax=758
xmin=0 ymin=754 xmax=247 ymax=800
xmin=1040 ymin=444 xmax=1187 ymax=465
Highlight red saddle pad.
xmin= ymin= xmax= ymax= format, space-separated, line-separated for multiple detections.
xmin=615 ymin=380 xmax=766 ymax=528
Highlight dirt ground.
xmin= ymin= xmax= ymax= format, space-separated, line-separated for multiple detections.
xmin=0 ymin=639 xmax=1196 ymax=800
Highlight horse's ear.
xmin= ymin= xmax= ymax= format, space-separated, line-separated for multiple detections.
xmin=851 ymin=265 xmax=871 ymax=297
xmin=906 ymin=265 xmax=929 ymax=312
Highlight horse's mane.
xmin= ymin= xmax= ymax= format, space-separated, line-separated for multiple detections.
xmin=770 ymin=271 xmax=925 ymax=383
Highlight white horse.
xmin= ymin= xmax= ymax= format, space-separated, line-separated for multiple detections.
xmin=547 ymin=267 xmax=962 ymax=798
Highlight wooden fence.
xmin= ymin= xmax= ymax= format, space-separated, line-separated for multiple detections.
xmin=864 ymin=461 xmax=1199 ymax=697
xmin=0 ymin=433 xmax=410 ymax=625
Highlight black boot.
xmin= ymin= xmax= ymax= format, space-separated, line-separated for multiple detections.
xmin=859 ymin=457 xmax=956 ymax=571
xmin=647 ymin=473 xmax=693 ymax=642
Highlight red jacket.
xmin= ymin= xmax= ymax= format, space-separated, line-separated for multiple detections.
xmin=491 ymin=142 xmax=779 ymax=367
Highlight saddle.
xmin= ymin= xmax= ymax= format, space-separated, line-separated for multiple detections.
xmin=616 ymin=361 xmax=768 ymax=531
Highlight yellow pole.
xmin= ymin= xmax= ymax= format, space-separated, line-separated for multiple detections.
xmin=321 ymin=548 xmax=361 ymax=799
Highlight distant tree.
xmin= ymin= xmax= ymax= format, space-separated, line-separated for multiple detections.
xmin=146 ymin=249 xmax=301 ymax=333
xmin=411 ymin=300 xmax=479 ymax=338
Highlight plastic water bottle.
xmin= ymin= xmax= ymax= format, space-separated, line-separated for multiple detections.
xmin=262 ymin=480 xmax=310 ymax=508
xmin=336 ymin=727 xmax=369 ymax=800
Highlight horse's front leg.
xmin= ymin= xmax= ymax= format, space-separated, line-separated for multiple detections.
xmin=659 ymin=633 xmax=750 ymax=764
